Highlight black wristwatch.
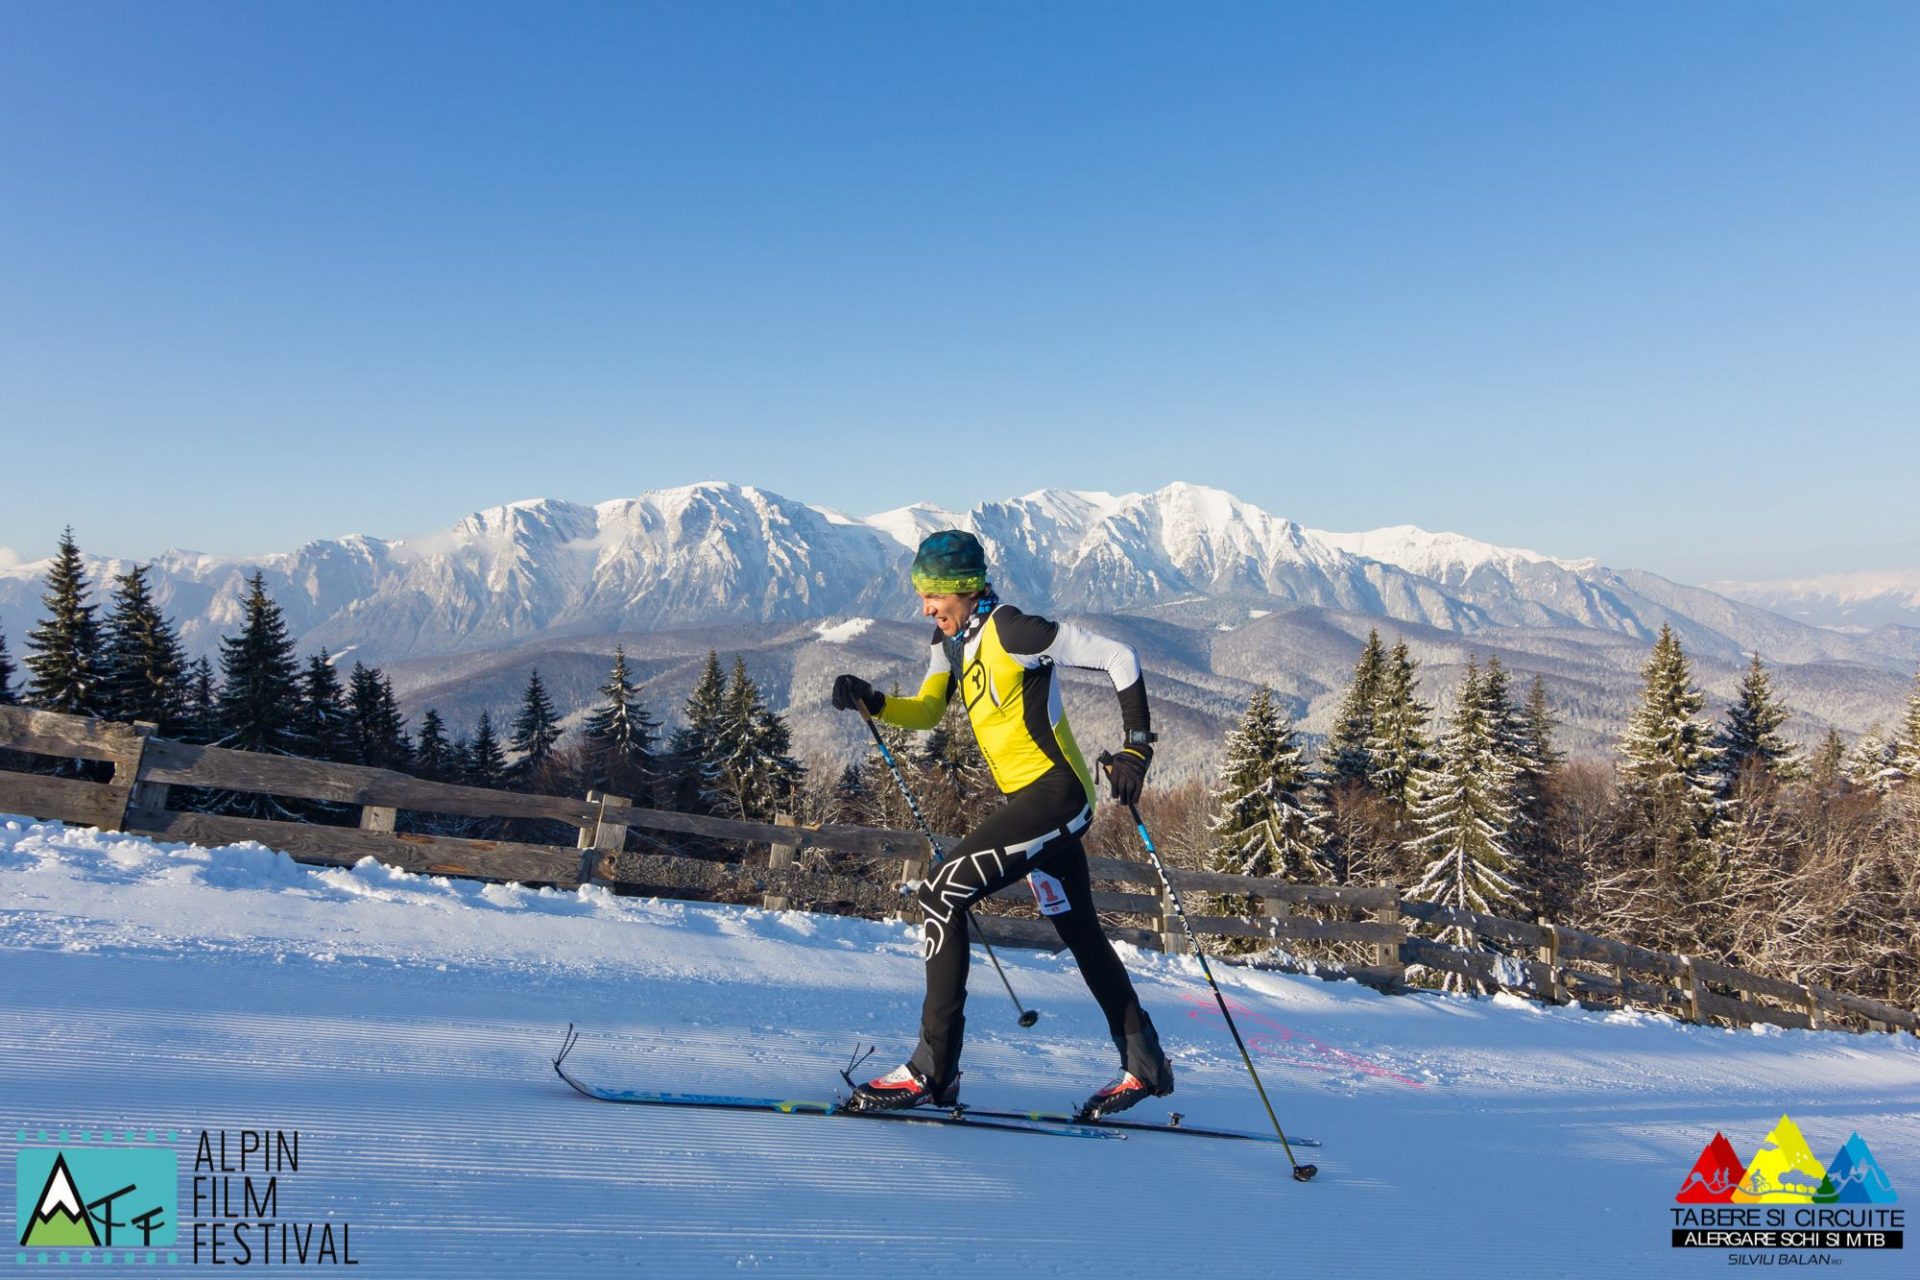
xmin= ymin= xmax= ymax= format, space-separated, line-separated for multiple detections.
xmin=1124 ymin=730 xmax=1158 ymax=749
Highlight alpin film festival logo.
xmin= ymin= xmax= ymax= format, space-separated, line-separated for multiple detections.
xmin=1671 ymin=1114 xmax=1903 ymax=1255
xmin=15 ymin=1126 xmax=360 ymax=1268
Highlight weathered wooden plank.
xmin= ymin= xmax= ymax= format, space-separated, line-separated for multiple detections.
xmin=1401 ymin=936 xmax=1557 ymax=994
xmin=969 ymin=914 xmax=1159 ymax=952
xmin=1552 ymin=924 xmax=1688 ymax=978
xmin=601 ymin=801 xmax=936 ymax=861
xmin=1085 ymin=853 xmax=1161 ymax=886
xmin=1698 ymin=988 xmax=1814 ymax=1032
xmin=1193 ymin=916 xmax=1406 ymax=946
xmin=0 ymin=772 xmax=128 ymax=830
xmin=1811 ymin=985 xmax=1920 ymax=1032
xmin=1690 ymin=958 xmax=1812 ymax=1006
xmin=1399 ymin=899 xmax=1549 ymax=949
xmin=1161 ymin=863 xmax=1399 ymax=909
xmin=1558 ymin=965 xmax=1685 ymax=1011
xmin=125 ymin=809 xmax=583 ymax=886
xmin=138 ymin=739 xmax=597 ymax=825
xmin=0 ymin=705 xmax=148 ymax=764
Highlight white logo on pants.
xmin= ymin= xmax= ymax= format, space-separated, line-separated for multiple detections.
xmin=1027 ymin=870 xmax=1070 ymax=917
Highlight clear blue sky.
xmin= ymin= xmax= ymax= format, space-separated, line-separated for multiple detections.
xmin=2 ymin=1 xmax=1915 ymax=583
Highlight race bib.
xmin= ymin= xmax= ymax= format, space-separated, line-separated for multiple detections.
xmin=1027 ymin=869 xmax=1070 ymax=917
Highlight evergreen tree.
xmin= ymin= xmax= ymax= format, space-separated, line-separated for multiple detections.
xmin=1409 ymin=659 xmax=1522 ymax=988
xmin=414 ymin=709 xmax=452 ymax=781
xmin=1891 ymin=668 xmax=1920 ymax=785
xmin=582 ymin=646 xmax=660 ymax=792
xmin=713 ymin=656 xmax=803 ymax=822
xmin=181 ymin=658 xmax=220 ymax=744
xmin=914 ymin=695 xmax=992 ymax=832
xmin=830 ymin=759 xmax=876 ymax=826
xmin=1808 ymin=727 xmax=1848 ymax=794
xmin=1208 ymin=686 xmax=1329 ymax=901
xmin=215 ymin=571 xmax=301 ymax=755
xmin=25 ymin=527 xmax=104 ymax=715
xmin=97 ymin=564 xmax=190 ymax=731
xmin=668 ymin=650 xmax=729 ymax=811
xmin=1323 ymin=629 xmax=1387 ymax=785
xmin=1366 ymin=639 xmax=1434 ymax=812
xmin=465 ymin=712 xmax=507 ymax=789
xmin=1522 ymin=675 xmax=1562 ymax=775
xmin=294 ymin=651 xmax=349 ymax=760
xmin=346 ymin=662 xmax=411 ymax=769
xmin=508 ymin=668 xmax=562 ymax=780
xmin=1845 ymin=725 xmax=1900 ymax=794
xmin=1615 ymin=623 xmax=1721 ymax=884
xmin=1716 ymin=653 xmax=1803 ymax=785
xmin=0 ymin=628 xmax=16 ymax=705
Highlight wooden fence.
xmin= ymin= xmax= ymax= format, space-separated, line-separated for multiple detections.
xmin=2 ymin=704 xmax=1914 ymax=1038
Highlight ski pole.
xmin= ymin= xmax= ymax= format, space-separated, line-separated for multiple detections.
xmin=859 ymin=707 xmax=1040 ymax=1028
xmin=1099 ymin=751 xmax=1318 ymax=1182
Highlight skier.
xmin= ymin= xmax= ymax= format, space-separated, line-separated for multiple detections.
xmin=832 ymin=529 xmax=1173 ymax=1119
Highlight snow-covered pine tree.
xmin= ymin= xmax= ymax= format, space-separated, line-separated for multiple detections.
xmin=1366 ymin=639 xmax=1433 ymax=813
xmin=1408 ymin=659 xmax=1521 ymax=990
xmin=0 ymin=628 xmax=15 ymax=704
xmin=414 ymin=709 xmax=452 ymax=781
xmin=97 ymin=563 xmax=190 ymax=732
xmin=295 ymin=651 xmax=349 ymax=760
xmin=668 ymin=650 xmax=729 ymax=812
xmin=25 ymin=527 xmax=104 ymax=716
xmin=711 ymin=657 xmax=803 ymax=823
xmin=1845 ymin=726 xmax=1898 ymax=793
xmin=1481 ymin=657 xmax=1541 ymax=822
xmin=582 ymin=646 xmax=661 ymax=794
xmin=1716 ymin=652 xmax=1803 ymax=786
xmin=215 ymin=571 xmax=301 ymax=756
xmin=1323 ymin=629 xmax=1387 ymax=786
xmin=1615 ymin=622 xmax=1721 ymax=886
xmin=1207 ymin=685 xmax=1329 ymax=942
xmin=1891 ymin=668 xmax=1920 ymax=785
xmin=508 ymin=668 xmax=562 ymax=782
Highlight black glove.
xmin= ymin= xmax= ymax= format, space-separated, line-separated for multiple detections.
xmin=1103 ymin=746 xmax=1151 ymax=807
xmin=832 ymin=674 xmax=885 ymax=716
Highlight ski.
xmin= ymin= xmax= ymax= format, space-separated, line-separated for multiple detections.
xmin=552 ymin=1027 xmax=1123 ymax=1141
xmin=959 ymin=1107 xmax=1319 ymax=1147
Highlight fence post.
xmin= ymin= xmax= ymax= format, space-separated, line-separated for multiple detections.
xmin=114 ymin=721 xmax=163 ymax=830
xmin=1537 ymin=918 xmax=1567 ymax=1004
xmin=1374 ymin=883 xmax=1406 ymax=988
xmin=359 ymin=805 xmax=398 ymax=833
xmin=764 ymin=812 xmax=799 ymax=910
xmin=1680 ymin=955 xmax=1705 ymax=1024
xmin=575 ymin=791 xmax=630 ymax=887
xmin=1157 ymin=869 xmax=1184 ymax=956
xmin=1801 ymin=985 xmax=1822 ymax=1032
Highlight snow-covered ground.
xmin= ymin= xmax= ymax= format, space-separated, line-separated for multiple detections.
xmin=4 ymin=816 xmax=1916 ymax=1277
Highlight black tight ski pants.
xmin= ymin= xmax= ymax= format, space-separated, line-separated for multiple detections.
xmin=906 ymin=768 xmax=1164 ymax=1092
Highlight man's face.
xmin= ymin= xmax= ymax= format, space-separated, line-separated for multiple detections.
xmin=919 ymin=591 xmax=975 ymax=637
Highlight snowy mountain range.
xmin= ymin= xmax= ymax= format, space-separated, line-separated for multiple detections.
xmin=4 ymin=481 xmax=1916 ymax=768
xmin=5 ymin=480 xmax=1913 ymax=667
xmin=1705 ymin=569 xmax=1920 ymax=632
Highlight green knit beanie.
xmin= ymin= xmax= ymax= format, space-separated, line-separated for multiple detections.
xmin=910 ymin=529 xmax=989 ymax=595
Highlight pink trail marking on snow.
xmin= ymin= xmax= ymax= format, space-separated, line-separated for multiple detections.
xmin=1179 ymin=993 xmax=1430 ymax=1089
